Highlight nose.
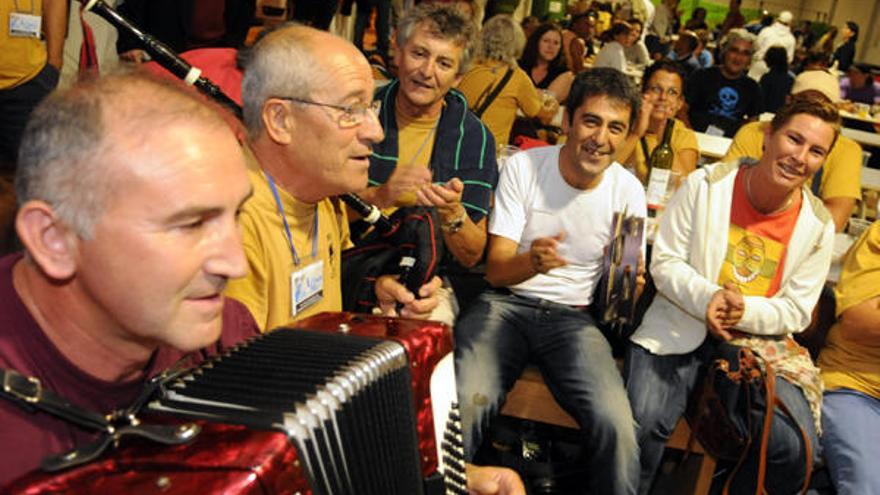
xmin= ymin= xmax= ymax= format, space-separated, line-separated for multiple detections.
xmin=207 ymin=217 xmax=248 ymax=281
xmin=794 ymin=143 xmax=810 ymax=165
xmin=590 ymin=124 xmax=610 ymax=147
xmin=360 ymin=108 xmax=385 ymax=144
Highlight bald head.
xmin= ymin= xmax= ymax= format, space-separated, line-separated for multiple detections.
xmin=241 ymin=24 xmax=370 ymax=137
xmin=16 ymin=72 xmax=228 ymax=238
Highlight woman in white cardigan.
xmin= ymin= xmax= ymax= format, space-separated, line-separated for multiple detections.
xmin=626 ymin=93 xmax=838 ymax=495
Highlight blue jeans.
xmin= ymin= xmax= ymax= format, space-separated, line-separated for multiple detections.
xmin=626 ymin=342 xmax=819 ymax=495
xmin=821 ymin=389 xmax=880 ymax=495
xmin=454 ymin=290 xmax=639 ymax=495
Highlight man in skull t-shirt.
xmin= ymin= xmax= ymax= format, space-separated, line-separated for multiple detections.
xmin=685 ymin=29 xmax=762 ymax=137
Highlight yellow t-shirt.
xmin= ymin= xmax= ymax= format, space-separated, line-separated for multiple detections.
xmin=385 ymin=108 xmax=439 ymax=209
xmin=723 ymin=121 xmax=863 ymax=201
xmin=457 ymin=60 xmax=543 ymax=147
xmin=0 ymin=0 xmax=47 ymax=89
xmin=224 ymin=146 xmax=350 ymax=332
xmin=622 ymin=118 xmax=699 ymax=183
xmin=819 ymin=221 xmax=880 ymax=399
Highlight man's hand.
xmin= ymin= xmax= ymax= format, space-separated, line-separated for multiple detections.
xmin=416 ymin=177 xmax=465 ymax=223
xmin=375 ymin=274 xmax=442 ymax=319
xmin=529 ymin=232 xmax=567 ymax=274
xmin=634 ymin=256 xmax=647 ymax=301
xmin=119 ymin=49 xmax=148 ymax=64
xmin=375 ymin=165 xmax=433 ymax=208
xmin=466 ymin=464 xmax=526 ymax=495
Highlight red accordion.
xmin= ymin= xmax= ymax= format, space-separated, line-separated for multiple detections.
xmin=7 ymin=312 xmax=462 ymax=495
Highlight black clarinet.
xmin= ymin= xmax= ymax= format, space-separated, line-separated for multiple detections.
xmin=82 ymin=0 xmax=392 ymax=234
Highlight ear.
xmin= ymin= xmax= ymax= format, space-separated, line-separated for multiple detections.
xmin=15 ymin=201 xmax=79 ymax=280
xmin=561 ymin=108 xmax=570 ymax=134
xmin=260 ymin=99 xmax=295 ymax=145
xmin=762 ymin=123 xmax=772 ymax=152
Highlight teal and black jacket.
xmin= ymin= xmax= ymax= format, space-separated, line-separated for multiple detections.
xmin=369 ymin=80 xmax=498 ymax=223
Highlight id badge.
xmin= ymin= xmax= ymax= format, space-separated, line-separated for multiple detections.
xmin=290 ymin=260 xmax=324 ymax=317
xmin=9 ymin=13 xmax=41 ymax=38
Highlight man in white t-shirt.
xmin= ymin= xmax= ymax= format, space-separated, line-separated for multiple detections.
xmin=455 ymin=68 xmax=647 ymax=495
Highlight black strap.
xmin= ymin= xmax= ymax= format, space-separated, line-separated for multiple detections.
xmin=639 ymin=136 xmax=651 ymax=167
xmin=1 ymin=368 xmax=109 ymax=432
xmin=1 ymin=366 xmax=200 ymax=472
xmin=472 ymin=67 xmax=514 ymax=118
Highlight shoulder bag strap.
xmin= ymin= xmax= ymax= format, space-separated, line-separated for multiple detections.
xmin=472 ymin=67 xmax=515 ymax=118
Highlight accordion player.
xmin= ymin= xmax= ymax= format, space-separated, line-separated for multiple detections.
xmin=7 ymin=312 xmax=467 ymax=495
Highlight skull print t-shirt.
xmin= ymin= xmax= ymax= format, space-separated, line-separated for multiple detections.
xmin=717 ymin=167 xmax=802 ymax=296
xmin=685 ymin=66 xmax=763 ymax=137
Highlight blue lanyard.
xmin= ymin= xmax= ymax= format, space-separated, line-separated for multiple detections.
xmin=265 ymin=173 xmax=318 ymax=266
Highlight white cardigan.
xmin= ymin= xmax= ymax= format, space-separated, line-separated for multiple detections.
xmin=631 ymin=159 xmax=835 ymax=356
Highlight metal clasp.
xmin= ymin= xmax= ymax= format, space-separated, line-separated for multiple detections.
xmin=3 ymin=370 xmax=42 ymax=403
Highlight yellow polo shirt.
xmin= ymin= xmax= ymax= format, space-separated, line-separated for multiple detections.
xmin=819 ymin=221 xmax=880 ymax=398
xmin=622 ymin=118 xmax=699 ymax=183
xmin=1 ymin=0 xmax=46 ymax=89
xmin=457 ymin=60 xmax=543 ymax=147
xmin=225 ymin=146 xmax=350 ymax=332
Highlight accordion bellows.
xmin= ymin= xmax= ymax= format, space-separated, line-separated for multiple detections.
xmin=153 ymin=328 xmax=425 ymax=495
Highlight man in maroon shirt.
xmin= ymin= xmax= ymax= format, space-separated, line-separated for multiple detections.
xmin=0 ymin=69 xmax=526 ymax=495
xmin=0 ymin=72 xmax=257 ymax=486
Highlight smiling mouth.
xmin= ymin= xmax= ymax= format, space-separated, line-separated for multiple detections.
xmin=411 ymin=79 xmax=434 ymax=90
xmin=777 ymin=161 xmax=804 ymax=179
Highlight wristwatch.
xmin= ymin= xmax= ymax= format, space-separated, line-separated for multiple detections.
xmin=441 ymin=210 xmax=468 ymax=234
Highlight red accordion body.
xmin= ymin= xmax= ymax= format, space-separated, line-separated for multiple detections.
xmin=6 ymin=312 xmax=453 ymax=494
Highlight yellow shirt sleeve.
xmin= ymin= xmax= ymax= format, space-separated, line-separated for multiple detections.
xmin=820 ymin=136 xmax=863 ymax=200
xmin=834 ymin=221 xmax=880 ymax=314
xmin=722 ymin=121 xmax=764 ymax=163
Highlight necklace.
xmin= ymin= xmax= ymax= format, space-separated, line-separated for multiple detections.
xmin=746 ymin=167 xmax=793 ymax=215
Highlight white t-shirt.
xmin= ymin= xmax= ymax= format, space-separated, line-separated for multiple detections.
xmin=593 ymin=41 xmax=628 ymax=72
xmin=490 ymin=145 xmax=647 ymax=306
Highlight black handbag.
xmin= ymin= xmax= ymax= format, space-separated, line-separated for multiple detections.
xmin=684 ymin=342 xmax=813 ymax=495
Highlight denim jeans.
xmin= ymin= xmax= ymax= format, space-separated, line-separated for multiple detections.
xmin=626 ymin=342 xmax=819 ymax=495
xmin=455 ymin=290 xmax=639 ymax=495
xmin=821 ymin=389 xmax=880 ymax=495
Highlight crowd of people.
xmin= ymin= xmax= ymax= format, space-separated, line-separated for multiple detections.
xmin=1 ymin=1 xmax=878 ymax=495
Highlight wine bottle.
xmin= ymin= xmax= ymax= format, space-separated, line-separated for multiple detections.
xmin=645 ymin=118 xmax=676 ymax=212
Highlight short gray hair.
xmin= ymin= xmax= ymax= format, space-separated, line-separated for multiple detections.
xmin=719 ymin=28 xmax=756 ymax=57
xmin=16 ymin=72 xmax=225 ymax=238
xmin=241 ymin=23 xmax=321 ymax=137
xmin=476 ymin=15 xmax=526 ymax=66
xmin=397 ymin=3 xmax=476 ymax=75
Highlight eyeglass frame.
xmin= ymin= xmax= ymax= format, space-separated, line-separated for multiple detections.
xmin=272 ymin=96 xmax=382 ymax=128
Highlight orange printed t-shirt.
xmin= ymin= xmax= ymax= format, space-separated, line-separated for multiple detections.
xmin=717 ymin=168 xmax=802 ymax=296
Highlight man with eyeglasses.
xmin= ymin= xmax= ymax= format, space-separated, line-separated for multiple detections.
xmin=616 ymin=60 xmax=698 ymax=184
xmin=224 ymin=24 xmax=443 ymax=332
xmin=685 ymin=28 xmax=762 ymax=138
xmin=356 ymin=3 xmax=498 ymax=319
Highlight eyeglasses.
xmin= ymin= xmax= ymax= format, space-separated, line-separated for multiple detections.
xmin=275 ymin=97 xmax=382 ymax=128
xmin=646 ymin=85 xmax=681 ymax=98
